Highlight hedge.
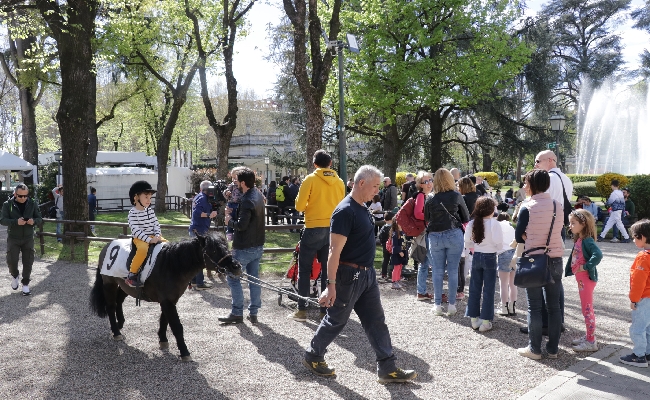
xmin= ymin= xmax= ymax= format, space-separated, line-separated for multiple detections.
xmin=573 ymin=181 xmax=599 ymax=198
xmin=595 ymin=173 xmax=629 ymax=199
xmin=628 ymin=175 xmax=650 ymax=219
xmin=567 ymin=174 xmax=600 ymax=183
xmin=475 ymin=172 xmax=499 ymax=187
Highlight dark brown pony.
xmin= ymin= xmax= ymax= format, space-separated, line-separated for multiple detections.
xmin=90 ymin=233 xmax=241 ymax=361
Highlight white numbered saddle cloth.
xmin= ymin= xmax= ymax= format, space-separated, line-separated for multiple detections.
xmin=100 ymin=239 xmax=166 ymax=284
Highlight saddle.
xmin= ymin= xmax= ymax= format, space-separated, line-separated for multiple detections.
xmin=100 ymin=239 xmax=166 ymax=285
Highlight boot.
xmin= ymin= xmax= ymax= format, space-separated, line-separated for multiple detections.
xmin=508 ymin=301 xmax=517 ymax=316
xmin=497 ymin=302 xmax=509 ymax=316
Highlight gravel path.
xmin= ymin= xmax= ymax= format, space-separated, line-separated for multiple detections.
xmin=0 ymin=226 xmax=637 ymax=399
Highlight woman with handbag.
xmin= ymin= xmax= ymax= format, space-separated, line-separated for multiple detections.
xmin=425 ymin=168 xmax=470 ymax=316
xmin=515 ymin=170 xmax=565 ymax=360
xmin=414 ymin=171 xmax=435 ymax=301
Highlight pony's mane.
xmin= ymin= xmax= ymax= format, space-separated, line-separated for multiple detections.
xmin=157 ymin=233 xmax=229 ymax=273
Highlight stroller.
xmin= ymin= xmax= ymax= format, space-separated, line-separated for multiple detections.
xmin=277 ymin=241 xmax=322 ymax=306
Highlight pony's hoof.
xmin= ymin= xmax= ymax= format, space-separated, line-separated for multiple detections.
xmin=112 ymin=334 xmax=124 ymax=341
xmin=159 ymin=341 xmax=169 ymax=350
xmin=180 ymin=355 xmax=192 ymax=362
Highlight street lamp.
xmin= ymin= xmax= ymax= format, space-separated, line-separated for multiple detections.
xmin=548 ymin=112 xmax=566 ymax=170
xmin=264 ymin=157 xmax=269 ymax=184
xmin=323 ymin=31 xmax=360 ymax=184
xmin=54 ymin=150 xmax=63 ymax=186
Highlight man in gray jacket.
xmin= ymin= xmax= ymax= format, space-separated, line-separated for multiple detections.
xmin=1 ymin=184 xmax=42 ymax=296
xmin=381 ymin=177 xmax=398 ymax=211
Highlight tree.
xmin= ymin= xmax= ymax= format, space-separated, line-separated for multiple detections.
xmin=282 ymin=0 xmax=342 ymax=170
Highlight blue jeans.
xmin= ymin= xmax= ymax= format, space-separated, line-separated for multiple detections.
xmin=525 ymin=257 xmax=563 ymax=355
xmin=305 ymin=264 xmax=397 ymax=376
xmin=417 ymin=238 xmax=430 ymax=295
xmin=226 ymin=246 xmax=263 ymax=316
xmin=466 ymin=252 xmax=497 ymax=321
xmin=188 ymin=230 xmax=204 ymax=285
xmin=428 ymin=228 xmax=464 ymax=306
xmin=297 ymin=227 xmax=329 ymax=311
xmin=630 ymin=297 xmax=650 ymax=357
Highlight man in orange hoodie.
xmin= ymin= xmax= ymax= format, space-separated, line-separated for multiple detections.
xmin=289 ymin=150 xmax=345 ymax=322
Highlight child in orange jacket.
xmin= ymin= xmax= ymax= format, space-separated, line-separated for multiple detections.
xmin=619 ymin=219 xmax=650 ymax=368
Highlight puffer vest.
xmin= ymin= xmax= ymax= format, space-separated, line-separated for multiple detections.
xmin=524 ymin=193 xmax=564 ymax=258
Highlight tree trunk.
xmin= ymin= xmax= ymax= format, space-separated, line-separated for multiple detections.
xmin=481 ymin=145 xmax=492 ymax=172
xmin=87 ymin=126 xmax=98 ymax=168
xmin=382 ymin=123 xmax=400 ymax=181
xmin=155 ymin=98 xmax=186 ymax=214
xmin=38 ymin=0 xmax=97 ymax=230
xmin=428 ymin=109 xmax=444 ymax=171
xmin=18 ymin=86 xmax=37 ymax=185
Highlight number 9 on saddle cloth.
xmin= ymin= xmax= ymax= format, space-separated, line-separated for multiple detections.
xmin=100 ymin=239 xmax=165 ymax=285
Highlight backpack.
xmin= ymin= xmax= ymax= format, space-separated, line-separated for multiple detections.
xmin=407 ymin=181 xmax=418 ymax=199
xmin=385 ymin=236 xmax=393 ymax=253
xmin=275 ymin=186 xmax=285 ymax=202
xmin=268 ymin=188 xmax=276 ymax=202
xmin=549 ymin=171 xmax=572 ymax=226
xmin=48 ymin=206 xmax=58 ymax=219
xmin=395 ymin=197 xmax=426 ymax=237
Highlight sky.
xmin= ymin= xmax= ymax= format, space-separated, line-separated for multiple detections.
xmin=229 ymin=0 xmax=650 ymax=96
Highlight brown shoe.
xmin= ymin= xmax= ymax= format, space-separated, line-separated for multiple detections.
xmin=416 ymin=293 xmax=433 ymax=301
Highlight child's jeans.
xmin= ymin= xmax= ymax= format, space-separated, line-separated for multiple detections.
xmin=226 ymin=202 xmax=239 ymax=234
xmin=575 ymin=271 xmax=597 ymax=342
xmin=630 ymin=297 xmax=650 ymax=357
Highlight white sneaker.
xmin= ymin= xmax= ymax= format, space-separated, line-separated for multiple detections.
xmin=572 ymin=340 xmax=598 ymax=352
xmin=432 ymin=305 xmax=444 ymax=316
xmin=446 ymin=304 xmax=457 ymax=316
xmin=11 ymin=275 xmax=20 ymax=290
xmin=479 ymin=320 xmax=493 ymax=332
xmin=610 ymin=238 xmax=620 ymax=243
xmin=391 ymin=282 xmax=401 ymax=290
xmin=517 ymin=346 xmax=542 ymax=360
xmin=22 ymin=285 xmax=30 ymax=296
xmin=471 ymin=317 xmax=482 ymax=330
xmin=497 ymin=304 xmax=509 ymax=316
xmin=571 ymin=336 xmax=587 ymax=346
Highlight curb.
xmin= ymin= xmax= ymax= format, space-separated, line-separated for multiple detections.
xmin=518 ymin=341 xmax=629 ymax=400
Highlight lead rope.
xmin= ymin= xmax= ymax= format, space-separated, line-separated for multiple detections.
xmin=233 ymin=272 xmax=321 ymax=307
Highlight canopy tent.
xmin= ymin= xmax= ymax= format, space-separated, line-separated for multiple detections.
xmin=0 ymin=151 xmax=37 ymax=189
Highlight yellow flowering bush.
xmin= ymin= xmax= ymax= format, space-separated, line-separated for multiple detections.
xmin=595 ymin=173 xmax=629 ymax=199
xmin=475 ymin=172 xmax=499 ymax=187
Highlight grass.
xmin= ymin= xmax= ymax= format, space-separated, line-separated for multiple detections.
xmin=37 ymin=211 xmax=304 ymax=274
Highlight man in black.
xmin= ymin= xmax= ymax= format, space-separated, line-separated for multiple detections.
xmin=285 ymin=176 xmax=300 ymax=230
xmin=302 ymin=165 xmax=416 ymax=383
xmin=218 ymin=168 xmax=265 ymax=324
xmin=1 ymin=184 xmax=42 ymax=296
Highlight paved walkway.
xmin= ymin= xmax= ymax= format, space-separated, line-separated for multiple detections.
xmin=520 ymin=341 xmax=650 ymax=399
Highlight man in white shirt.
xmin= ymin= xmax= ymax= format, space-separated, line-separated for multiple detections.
xmin=535 ymin=150 xmax=573 ymax=239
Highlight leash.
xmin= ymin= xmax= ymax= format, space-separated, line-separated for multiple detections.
xmin=232 ymin=272 xmax=321 ymax=307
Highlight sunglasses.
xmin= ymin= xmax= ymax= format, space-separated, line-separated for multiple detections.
xmin=421 ymin=179 xmax=433 ymax=184
xmin=15 ymin=194 xmax=28 ymax=199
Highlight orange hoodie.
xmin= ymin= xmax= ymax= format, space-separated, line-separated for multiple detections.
xmin=629 ymin=250 xmax=650 ymax=303
xmin=295 ymin=168 xmax=345 ymax=228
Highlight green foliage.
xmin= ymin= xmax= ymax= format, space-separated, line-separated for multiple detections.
xmin=567 ymin=174 xmax=601 ymax=183
xmin=0 ymin=191 xmax=13 ymax=205
xmin=492 ymin=181 xmax=503 ymax=190
xmin=573 ymin=181 xmax=600 ymax=198
xmin=595 ymin=173 xmax=629 ymax=199
xmin=503 ymin=179 xmax=513 ymax=186
xmin=475 ymin=172 xmax=499 ymax=187
xmin=628 ymin=175 xmax=650 ymax=219
xmin=188 ymin=168 xmax=218 ymax=194
xmin=35 ymin=163 xmax=59 ymax=204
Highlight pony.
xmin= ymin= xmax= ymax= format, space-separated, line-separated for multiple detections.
xmin=90 ymin=233 xmax=242 ymax=361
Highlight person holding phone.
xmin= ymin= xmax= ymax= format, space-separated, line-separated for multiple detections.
xmin=1 ymin=184 xmax=43 ymax=296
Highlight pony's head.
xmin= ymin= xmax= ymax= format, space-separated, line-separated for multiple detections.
xmin=198 ymin=234 xmax=242 ymax=277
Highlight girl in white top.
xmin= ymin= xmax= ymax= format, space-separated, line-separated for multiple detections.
xmin=464 ymin=197 xmax=503 ymax=332
xmin=496 ymin=212 xmax=518 ymax=317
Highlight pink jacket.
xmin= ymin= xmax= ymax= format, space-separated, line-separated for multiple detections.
xmin=524 ymin=193 xmax=564 ymax=258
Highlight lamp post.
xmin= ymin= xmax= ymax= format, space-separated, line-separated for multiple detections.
xmin=548 ymin=112 xmax=566 ymax=170
xmin=323 ymin=32 xmax=359 ymax=184
xmin=54 ymin=150 xmax=63 ymax=186
xmin=264 ymin=157 xmax=269 ymax=184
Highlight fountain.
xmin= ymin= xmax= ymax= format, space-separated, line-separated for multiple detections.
xmin=576 ymin=80 xmax=650 ymax=175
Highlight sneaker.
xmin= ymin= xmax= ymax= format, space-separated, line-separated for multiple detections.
xmin=416 ymin=293 xmax=433 ymax=301
xmin=11 ymin=275 xmax=20 ymax=290
xmin=192 ymin=282 xmax=213 ymax=290
xmin=124 ymin=273 xmax=142 ymax=288
xmin=517 ymin=346 xmax=542 ymax=360
xmin=571 ymin=336 xmax=587 ymax=346
xmin=289 ymin=309 xmax=307 ymax=322
xmin=479 ymin=320 xmax=493 ymax=332
xmin=547 ymin=352 xmax=558 ymax=359
xmin=217 ymin=314 xmax=243 ymax=324
xmin=391 ymin=282 xmax=401 ymax=290
xmin=572 ymin=340 xmax=598 ymax=352
xmin=246 ymin=315 xmax=258 ymax=324
xmin=471 ymin=317 xmax=482 ymax=330
xmin=377 ymin=368 xmax=417 ymax=383
xmin=610 ymin=238 xmax=620 ymax=243
xmin=596 ymin=236 xmax=604 ymax=242
xmin=302 ymin=359 xmax=336 ymax=377
xmin=620 ymin=238 xmax=631 ymax=243
xmin=456 ymin=292 xmax=465 ymax=300
xmin=446 ymin=304 xmax=457 ymax=316
xmin=22 ymin=285 xmax=30 ymax=296
xmin=432 ymin=305 xmax=444 ymax=316
xmin=497 ymin=304 xmax=509 ymax=316
xmin=620 ymin=353 xmax=648 ymax=368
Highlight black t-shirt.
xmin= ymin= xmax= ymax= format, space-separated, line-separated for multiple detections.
xmin=331 ymin=195 xmax=376 ymax=266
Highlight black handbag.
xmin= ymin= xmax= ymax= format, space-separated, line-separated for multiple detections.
xmin=514 ymin=202 xmax=557 ymax=288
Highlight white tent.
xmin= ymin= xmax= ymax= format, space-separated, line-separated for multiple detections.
xmin=0 ymin=151 xmax=37 ymax=189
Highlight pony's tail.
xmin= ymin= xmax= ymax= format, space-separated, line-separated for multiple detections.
xmin=89 ymin=267 xmax=108 ymax=318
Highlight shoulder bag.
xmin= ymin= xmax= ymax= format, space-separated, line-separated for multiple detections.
xmin=513 ymin=202 xmax=556 ymax=288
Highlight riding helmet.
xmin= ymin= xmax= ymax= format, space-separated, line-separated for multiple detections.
xmin=129 ymin=180 xmax=157 ymax=205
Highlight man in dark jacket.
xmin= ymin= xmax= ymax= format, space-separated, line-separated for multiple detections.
xmin=285 ymin=176 xmax=300 ymax=229
xmin=219 ymin=168 xmax=265 ymax=324
xmin=381 ymin=177 xmax=398 ymax=211
xmin=1 ymin=184 xmax=42 ymax=296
